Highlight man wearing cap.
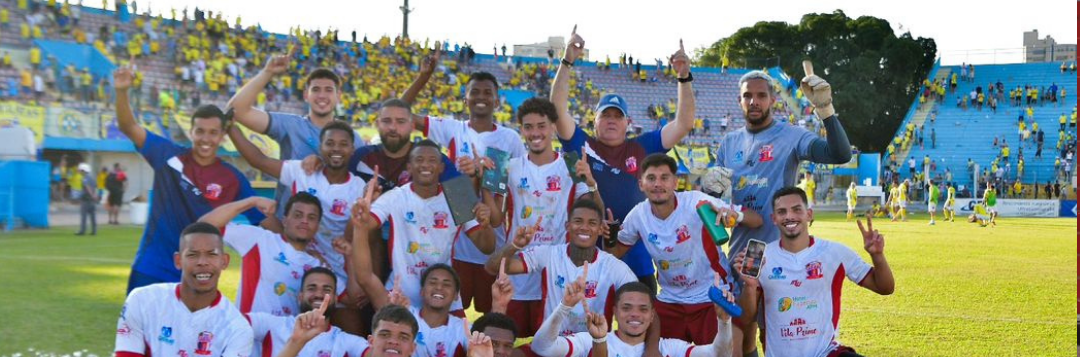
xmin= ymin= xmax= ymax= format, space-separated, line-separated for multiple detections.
xmin=76 ymin=163 xmax=98 ymax=236
xmin=552 ymin=27 xmax=697 ymax=292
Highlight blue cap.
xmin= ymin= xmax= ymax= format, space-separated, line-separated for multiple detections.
xmin=596 ymin=94 xmax=629 ymax=116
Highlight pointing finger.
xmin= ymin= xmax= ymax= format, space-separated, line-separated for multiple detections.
xmin=316 ymin=293 xmax=331 ymax=315
xmin=679 ymin=39 xmax=685 ymax=53
xmin=802 ymin=60 xmax=814 ymax=77
xmin=572 ymin=24 xmax=577 ymax=36
xmin=499 ymin=257 xmax=507 ymax=279
xmin=582 ymin=260 xmax=590 ymax=281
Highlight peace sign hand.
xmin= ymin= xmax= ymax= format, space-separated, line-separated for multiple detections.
xmin=420 ymin=42 xmax=442 ymax=75
xmin=388 ymin=274 xmax=411 ymax=307
xmin=289 ymin=293 xmax=331 ymax=343
xmin=512 ymin=216 xmax=541 ymax=249
xmin=857 ymin=216 xmax=885 ymax=255
xmin=113 ymin=66 xmax=135 ymax=90
xmin=563 ymin=25 xmax=585 ymax=63
xmin=670 ymin=39 xmax=691 ymax=79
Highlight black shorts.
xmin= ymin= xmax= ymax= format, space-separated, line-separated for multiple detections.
xmin=107 ymin=190 xmax=123 ymax=206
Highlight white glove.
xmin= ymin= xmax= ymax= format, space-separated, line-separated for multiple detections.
xmin=801 ymin=61 xmax=835 ymax=119
xmin=702 ymin=166 xmax=733 ymax=198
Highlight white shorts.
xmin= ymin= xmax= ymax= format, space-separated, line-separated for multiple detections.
xmin=898 ymin=201 xmax=907 ymax=209
xmin=927 ymin=203 xmax=937 ymax=213
xmin=943 ymin=200 xmax=955 ymax=210
xmin=847 ymin=203 xmax=857 ymax=210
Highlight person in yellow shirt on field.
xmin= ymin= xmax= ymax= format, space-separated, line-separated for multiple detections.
xmin=797 ymin=172 xmax=817 ymax=208
xmin=896 ymin=179 xmax=910 ymax=221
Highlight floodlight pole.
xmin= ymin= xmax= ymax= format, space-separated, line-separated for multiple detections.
xmin=400 ymin=0 xmax=412 ymax=39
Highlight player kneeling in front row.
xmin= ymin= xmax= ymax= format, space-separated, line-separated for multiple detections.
xmin=531 ymin=278 xmax=735 ymax=357
xmin=734 ymin=187 xmax=894 ymax=357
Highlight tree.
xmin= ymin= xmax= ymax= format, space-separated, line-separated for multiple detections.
xmin=695 ymin=10 xmax=937 ymax=151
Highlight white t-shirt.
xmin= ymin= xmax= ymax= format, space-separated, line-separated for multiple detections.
xmin=280 ymin=160 xmax=366 ymax=285
xmin=248 ymin=312 xmax=369 ymax=357
xmin=519 ymin=244 xmax=636 ymax=335
xmin=115 ymin=283 xmax=253 ymax=357
xmin=758 ymin=237 xmax=872 ymax=357
xmin=530 ymin=304 xmax=732 ymax=357
xmin=370 ymin=183 xmax=481 ymax=310
xmin=410 ymin=306 xmax=469 ymax=357
xmin=506 ymin=154 xmax=591 ymax=300
xmin=425 ymin=116 xmax=525 ymax=265
xmin=223 ymin=224 xmax=331 ymax=316
xmin=618 ymin=191 xmax=736 ymax=304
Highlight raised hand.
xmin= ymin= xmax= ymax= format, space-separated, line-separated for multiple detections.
xmin=473 ymin=202 xmax=492 ymax=228
xmin=457 ymin=155 xmax=480 ymax=178
xmin=466 ymin=322 xmax=494 ymax=357
xmin=252 ymin=197 xmax=277 ymax=216
xmin=387 ymin=275 xmax=410 ymax=307
xmin=583 ymin=303 xmax=608 ymax=339
xmin=512 ymin=216 xmax=541 ymax=249
xmin=300 ymin=154 xmax=324 ymax=176
xmin=350 ymin=166 xmax=382 ymax=229
xmin=491 ymin=258 xmax=513 ymax=311
xmin=563 ymin=25 xmax=585 ymax=63
xmin=669 ymin=39 xmax=691 ymax=79
xmin=857 ymin=216 xmax=885 ymax=255
xmin=576 ymin=155 xmax=597 ymax=188
xmin=599 ymin=208 xmax=616 ymax=242
xmin=289 ymin=293 xmax=331 ymax=343
xmin=712 ymin=272 xmax=734 ymax=321
xmin=113 ymin=66 xmax=135 ymax=91
xmin=263 ymin=45 xmax=295 ymax=76
xmin=420 ymin=42 xmax=442 ymax=75
xmin=561 ymin=261 xmax=588 ymax=307
xmin=800 ymin=60 xmax=835 ymax=118
xmin=332 ymin=237 xmax=353 ymax=256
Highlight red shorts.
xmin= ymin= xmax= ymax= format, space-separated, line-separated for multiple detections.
xmin=826 ymin=345 xmax=861 ymax=357
xmin=655 ymin=300 xmax=721 ymax=345
xmin=506 ymin=299 xmax=544 ymax=337
xmin=453 ymin=259 xmax=495 ymax=313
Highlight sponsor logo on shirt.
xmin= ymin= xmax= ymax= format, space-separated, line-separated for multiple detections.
xmin=657 ymin=258 xmax=692 ymax=271
xmin=736 ymin=175 xmax=769 ymax=190
xmin=330 ymin=198 xmax=348 ymax=216
xmin=158 ymin=326 xmax=175 ymax=344
xmin=416 ymin=331 xmax=426 ymax=345
xmin=734 ymin=151 xmax=744 ymax=163
xmin=274 ymin=282 xmax=287 ymax=295
xmin=195 ymin=331 xmax=214 ymax=355
xmin=407 ymin=261 xmax=429 ymax=276
xmin=275 ymin=252 xmax=290 ymax=266
xmin=306 ymin=188 xmax=318 ymax=196
xmin=780 ymin=325 xmax=819 ymax=339
xmin=120 ymin=305 xmax=127 ymax=320
xmin=790 ymin=280 xmax=802 ymax=287
xmin=317 ymin=351 xmax=331 ymax=357
xmin=433 ymin=211 xmax=450 ymax=229
xmin=669 ymin=275 xmax=699 ymax=289
xmin=179 ymin=349 xmax=189 ymax=357
xmin=545 ymin=175 xmax=562 ymax=192
xmin=518 ymin=178 xmax=530 ymax=190
xmin=436 ymin=342 xmax=449 ymax=357
xmin=789 ymin=318 xmax=807 ymax=326
xmin=758 ymin=144 xmax=775 ymax=163
xmin=779 ymin=296 xmax=819 ymax=312
xmin=768 ymin=267 xmax=787 ymax=280
xmin=520 ymin=206 xmax=533 ymax=219
xmin=555 ymin=275 xmax=566 ymax=288
xmin=805 ymin=261 xmax=824 ymax=280
xmin=205 ymin=183 xmax=223 ymax=201
xmin=117 ymin=323 xmax=131 ymax=336
xmin=405 ymin=211 xmax=417 ymax=224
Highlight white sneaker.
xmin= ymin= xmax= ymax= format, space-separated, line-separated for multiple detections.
xmin=929 ymin=220 xmax=936 ymax=225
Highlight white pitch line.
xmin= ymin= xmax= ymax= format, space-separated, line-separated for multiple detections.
xmin=845 ymin=307 xmax=1072 ymax=325
xmin=0 ymin=255 xmax=130 ymax=264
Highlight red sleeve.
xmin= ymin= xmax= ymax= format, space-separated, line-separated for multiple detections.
xmin=115 ymin=352 xmax=145 ymax=357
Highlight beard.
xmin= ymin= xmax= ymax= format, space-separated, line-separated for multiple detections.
xmin=744 ymin=107 xmax=771 ymax=127
xmin=382 ymin=133 xmax=408 ymax=153
xmin=300 ymin=299 xmax=336 ymax=318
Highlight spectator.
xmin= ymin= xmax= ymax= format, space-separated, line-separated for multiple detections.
xmin=75 ymin=163 xmax=98 ymax=236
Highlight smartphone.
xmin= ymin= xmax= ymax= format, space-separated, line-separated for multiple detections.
xmin=563 ymin=151 xmax=585 ymax=183
xmin=743 ymin=239 xmax=767 ymax=278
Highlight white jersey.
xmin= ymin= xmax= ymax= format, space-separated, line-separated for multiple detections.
xmin=249 ymin=312 xmax=369 ymax=357
xmin=223 ymin=224 xmax=331 ymax=316
xmin=424 ymin=116 xmax=526 ymax=265
xmin=618 ymin=191 xmax=736 ymax=304
xmin=519 ymin=243 xmax=636 ymax=335
xmin=410 ymin=306 xmax=469 ymax=357
xmin=281 ymin=160 xmax=366 ymax=284
xmin=506 ymin=154 xmax=590 ymax=300
xmin=530 ymin=304 xmax=732 ymax=357
xmin=758 ymin=238 xmax=872 ymax=357
xmin=115 ymin=283 xmax=253 ymax=357
xmin=370 ymin=183 xmax=481 ymax=310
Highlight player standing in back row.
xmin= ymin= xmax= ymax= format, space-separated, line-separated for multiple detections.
xmin=714 ymin=62 xmax=853 ymax=357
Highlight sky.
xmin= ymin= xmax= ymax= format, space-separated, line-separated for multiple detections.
xmin=107 ymin=0 xmax=1076 ymax=66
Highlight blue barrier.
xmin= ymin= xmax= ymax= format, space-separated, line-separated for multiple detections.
xmin=33 ymin=40 xmax=116 ymax=80
xmin=0 ymin=161 xmax=51 ymax=230
xmin=1060 ymin=200 xmax=1076 ymax=217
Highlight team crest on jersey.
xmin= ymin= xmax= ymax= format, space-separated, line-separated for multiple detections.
xmin=195 ymin=331 xmax=214 ymax=355
xmin=158 ymin=326 xmax=175 ymax=344
xmin=805 ymin=261 xmax=823 ymax=280
xmin=625 ymin=156 xmax=639 ymax=173
xmin=584 ymin=280 xmax=598 ymax=298
xmin=274 ymin=252 xmax=290 ymax=266
xmin=408 ymin=261 xmax=429 ymax=275
xmin=274 ymin=282 xmax=287 ymax=296
xmin=435 ymin=342 xmax=448 ymax=357
xmin=545 ymin=175 xmax=561 ymax=191
xmin=675 ymin=225 xmax=691 ymax=243
xmin=433 ymin=211 xmax=449 ymax=228
xmin=330 ymin=198 xmax=348 ymax=216
xmin=758 ymin=145 xmax=775 ymax=163
xmin=204 ymin=183 xmax=223 ymax=200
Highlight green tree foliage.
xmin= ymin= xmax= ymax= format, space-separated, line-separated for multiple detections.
xmin=695 ymin=10 xmax=937 ymax=151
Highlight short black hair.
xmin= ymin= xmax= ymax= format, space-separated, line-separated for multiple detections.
xmin=305 ymin=68 xmax=341 ymax=89
xmin=372 ymin=305 xmax=420 ymax=336
xmin=380 ymin=98 xmax=412 ymax=112
xmin=420 ymin=263 xmax=460 ymax=293
xmin=614 ymin=281 xmax=655 ymax=303
xmin=771 ymin=186 xmax=809 ymax=209
xmin=320 ymin=120 xmax=356 ymax=144
xmin=284 ymin=191 xmax=323 ymax=221
xmin=471 ymin=312 xmax=517 ymax=337
xmin=301 ymin=266 xmax=337 ymax=290
xmin=570 ymin=198 xmax=603 ymax=220
xmin=467 ymin=72 xmax=500 ymax=91
xmin=179 ymin=221 xmax=223 ymax=250
xmin=191 ymin=104 xmax=229 ymax=129
xmin=410 ymin=139 xmax=442 ymax=157
xmin=517 ymin=97 xmax=558 ymax=124
xmin=639 ymin=153 xmax=677 ymax=176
